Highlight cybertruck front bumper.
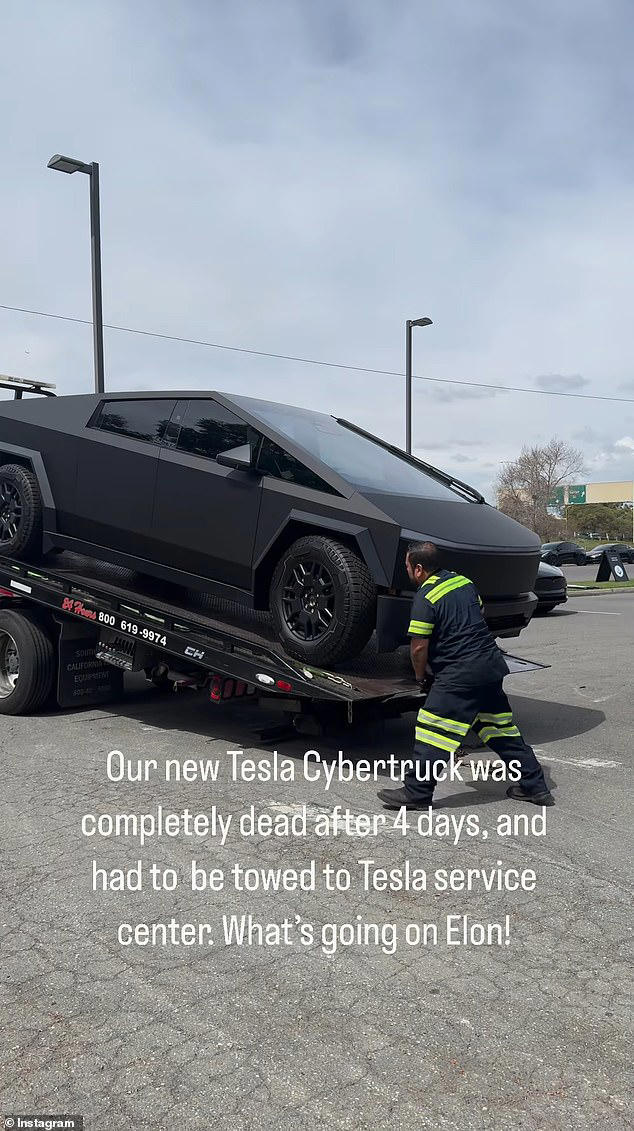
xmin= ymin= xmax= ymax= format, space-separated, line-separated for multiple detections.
xmin=375 ymin=591 xmax=538 ymax=653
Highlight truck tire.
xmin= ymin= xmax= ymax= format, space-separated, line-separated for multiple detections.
xmin=0 ymin=463 xmax=43 ymax=560
xmin=269 ymin=536 xmax=376 ymax=666
xmin=0 ymin=609 xmax=55 ymax=714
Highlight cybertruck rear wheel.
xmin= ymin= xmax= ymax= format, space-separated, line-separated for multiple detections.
xmin=270 ymin=536 xmax=376 ymax=666
xmin=0 ymin=464 xmax=43 ymax=560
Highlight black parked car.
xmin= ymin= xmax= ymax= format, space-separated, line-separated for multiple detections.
xmin=534 ymin=561 xmax=567 ymax=614
xmin=0 ymin=391 xmax=541 ymax=664
xmin=540 ymin=541 xmax=587 ymax=566
xmin=585 ymin=542 xmax=634 ymax=564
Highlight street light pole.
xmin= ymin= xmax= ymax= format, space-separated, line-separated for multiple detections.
xmin=88 ymin=163 xmax=105 ymax=395
xmin=405 ymin=316 xmax=432 ymax=454
xmin=47 ymin=154 xmax=105 ymax=394
xmin=405 ymin=320 xmax=412 ymax=456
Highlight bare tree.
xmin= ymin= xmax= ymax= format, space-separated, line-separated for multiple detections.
xmin=496 ymin=438 xmax=584 ymax=538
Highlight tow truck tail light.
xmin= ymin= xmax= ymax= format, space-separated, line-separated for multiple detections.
xmin=0 ymin=588 xmax=14 ymax=598
xmin=210 ymin=674 xmax=257 ymax=703
xmin=276 ymin=680 xmax=292 ymax=692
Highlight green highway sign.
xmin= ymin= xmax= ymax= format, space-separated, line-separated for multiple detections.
xmin=568 ymin=484 xmax=587 ymax=504
xmin=549 ymin=486 xmax=565 ymax=507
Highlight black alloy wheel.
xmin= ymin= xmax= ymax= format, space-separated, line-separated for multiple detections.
xmin=269 ymin=535 xmax=377 ymax=666
xmin=0 ymin=464 xmax=43 ymax=560
xmin=281 ymin=558 xmax=335 ymax=642
xmin=0 ymin=479 xmax=23 ymax=546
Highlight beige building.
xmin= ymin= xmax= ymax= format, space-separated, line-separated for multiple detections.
xmin=585 ymin=481 xmax=634 ymax=504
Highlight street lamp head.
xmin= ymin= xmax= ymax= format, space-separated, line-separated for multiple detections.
xmin=410 ymin=317 xmax=433 ymax=328
xmin=47 ymin=154 xmax=91 ymax=175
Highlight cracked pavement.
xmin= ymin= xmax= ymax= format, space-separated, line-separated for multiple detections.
xmin=1 ymin=594 xmax=633 ymax=1129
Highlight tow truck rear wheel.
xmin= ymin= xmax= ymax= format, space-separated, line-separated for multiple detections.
xmin=0 ymin=609 xmax=55 ymax=714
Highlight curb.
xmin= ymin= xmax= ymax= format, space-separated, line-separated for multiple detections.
xmin=566 ymin=586 xmax=634 ymax=597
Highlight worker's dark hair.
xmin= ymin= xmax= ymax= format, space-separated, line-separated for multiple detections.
xmin=407 ymin=541 xmax=441 ymax=573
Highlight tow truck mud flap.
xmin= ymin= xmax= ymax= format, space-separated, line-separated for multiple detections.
xmin=501 ymin=652 xmax=549 ymax=676
xmin=56 ymin=618 xmax=123 ymax=708
xmin=375 ymin=594 xmax=411 ymax=653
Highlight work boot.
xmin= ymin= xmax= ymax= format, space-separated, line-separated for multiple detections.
xmin=506 ymin=785 xmax=555 ymax=807
xmin=377 ymin=787 xmax=433 ymax=810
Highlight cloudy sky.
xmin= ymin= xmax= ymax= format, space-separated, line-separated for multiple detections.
xmin=1 ymin=0 xmax=633 ymax=497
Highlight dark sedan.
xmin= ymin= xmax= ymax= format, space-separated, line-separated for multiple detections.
xmin=540 ymin=541 xmax=587 ymax=566
xmin=534 ymin=561 xmax=567 ymax=614
xmin=585 ymin=542 xmax=634 ymax=564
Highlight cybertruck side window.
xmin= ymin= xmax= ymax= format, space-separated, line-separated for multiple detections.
xmin=94 ymin=399 xmax=177 ymax=444
xmin=176 ymin=399 xmax=257 ymax=460
xmin=257 ymin=437 xmax=339 ymax=495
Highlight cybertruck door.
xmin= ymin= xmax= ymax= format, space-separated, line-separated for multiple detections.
xmin=152 ymin=399 xmax=262 ymax=595
xmin=71 ymin=397 xmax=177 ymax=559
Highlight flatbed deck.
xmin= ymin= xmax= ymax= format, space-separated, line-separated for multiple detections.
xmin=0 ymin=552 xmax=546 ymax=720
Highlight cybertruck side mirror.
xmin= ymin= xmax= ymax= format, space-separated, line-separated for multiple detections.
xmin=216 ymin=444 xmax=254 ymax=471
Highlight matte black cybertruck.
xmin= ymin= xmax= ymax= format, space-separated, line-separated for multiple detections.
xmin=0 ymin=391 xmax=540 ymax=664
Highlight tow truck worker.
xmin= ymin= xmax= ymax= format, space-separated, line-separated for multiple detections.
xmin=377 ymin=541 xmax=554 ymax=810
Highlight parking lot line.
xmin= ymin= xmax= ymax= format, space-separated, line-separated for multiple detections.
xmin=535 ymin=752 xmax=623 ymax=768
xmin=572 ymin=609 xmax=622 ymax=615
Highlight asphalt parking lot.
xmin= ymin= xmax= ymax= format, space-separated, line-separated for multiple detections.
xmin=1 ymin=593 xmax=632 ymax=1131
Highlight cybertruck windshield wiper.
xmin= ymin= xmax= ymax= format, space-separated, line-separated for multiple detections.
xmin=336 ymin=418 xmax=486 ymax=504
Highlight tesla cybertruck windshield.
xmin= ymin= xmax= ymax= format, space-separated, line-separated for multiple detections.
xmin=235 ymin=396 xmax=470 ymax=500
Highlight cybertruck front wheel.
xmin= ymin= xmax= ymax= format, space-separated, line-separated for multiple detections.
xmin=0 ymin=463 xmax=43 ymax=560
xmin=269 ymin=536 xmax=376 ymax=666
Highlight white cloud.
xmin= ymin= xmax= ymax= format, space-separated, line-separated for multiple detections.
xmin=0 ymin=0 xmax=633 ymax=497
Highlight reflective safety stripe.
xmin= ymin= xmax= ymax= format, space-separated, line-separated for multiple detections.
xmin=417 ymin=708 xmax=470 ymax=736
xmin=420 ymin=575 xmax=440 ymax=592
xmin=426 ymin=575 xmax=472 ymax=605
xmin=478 ymin=725 xmax=522 ymax=744
xmin=425 ymin=576 xmax=460 ymax=603
xmin=477 ymin=711 xmax=513 ymax=724
xmin=414 ymin=727 xmax=461 ymax=753
xmin=409 ymin=620 xmax=434 ymax=636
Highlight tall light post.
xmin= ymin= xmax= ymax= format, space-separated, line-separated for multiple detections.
xmin=405 ymin=316 xmax=432 ymax=454
xmin=47 ymin=154 xmax=105 ymax=394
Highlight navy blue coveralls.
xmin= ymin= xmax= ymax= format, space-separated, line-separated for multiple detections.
xmin=405 ymin=569 xmax=548 ymax=802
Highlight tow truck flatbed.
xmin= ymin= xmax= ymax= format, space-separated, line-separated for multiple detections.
xmin=0 ymin=552 xmax=546 ymax=723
